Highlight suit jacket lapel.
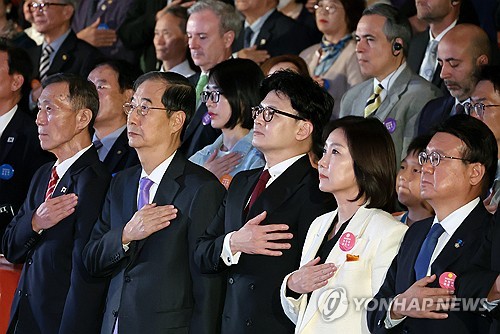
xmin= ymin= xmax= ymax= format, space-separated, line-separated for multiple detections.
xmin=103 ymin=129 xmax=129 ymax=172
xmin=401 ymin=218 xmax=433 ymax=288
xmin=48 ymin=32 xmax=77 ymax=76
xmin=255 ymin=10 xmax=277 ymax=48
xmin=238 ymin=169 xmax=262 ymax=225
xmin=376 ymin=66 xmax=412 ymax=122
xmin=0 ymin=110 xmax=22 ymax=162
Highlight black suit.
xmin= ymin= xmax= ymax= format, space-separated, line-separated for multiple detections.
xmin=195 ymin=155 xmax=337 ymax=334
xmin=0 ymin=107 xmax=53 ymax=250
xmin=232 ymin=10 xmax=314 ymax=57
xmin=367 ymin=202 xmax=493 ymax=334
xmin=101 ymin=129 xmax=139 ymax=175
xmin=179 ymin=72 xmax=221 ymax=158
xmin=417 ymin=95 xmax=455 ymax=135
xmin=2 ymin=148 xmax=111 ymax=334
xmin=28 ymin=30 xmax=102 ymax=81
xmin=83 ymin=152 xmax=226 ymax=334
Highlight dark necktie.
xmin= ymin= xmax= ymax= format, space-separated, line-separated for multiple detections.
xmin=45 ymin=167 xmax=59 ymax=201
xmin=454 ymin=103 xmax=465 ymax=115
xmin=414 ymin=223 xmax=445 ymax=280
xmin=93 ymin=138 xmax=103 ymax=150
xmin=247 ymin=169 xmax=271 ymax=210
xmin=244 ymin=26 xmax=254 ymax=49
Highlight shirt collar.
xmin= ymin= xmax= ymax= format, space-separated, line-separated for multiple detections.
xmin=374 ymin=62 xmax=407 ymax=92
xmin=140 ymin=151 xmax=177 ymax=185
xmin=43 ymin=29 xmax=71 ymax=55
xmin=432 ymin=197 xmax=480 ymax=236
xmin=54 ymin=144 xmax=93 ymax=179
xmin=245 ymin=9 xmax=275 ymax=34
xmin=0 ymin=104 xmax=18 ymax=137
xmin=93 ymin=125 xmax=126 ymax=151
xmin=429 ymin=20 xmax=458 ymax=41
xmin=265 ymin=154 xmax=305 ymax=184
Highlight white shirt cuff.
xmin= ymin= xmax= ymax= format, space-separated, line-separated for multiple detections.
xmin=483 ymin=299 xmax=500 ymax=312
xmin=385 ymin=294 xmax=407 ymax=329
xmin=221 ymin=232 xmax=241 ymax=266
xmin=122 ymin=242 xmax=131 ymax=253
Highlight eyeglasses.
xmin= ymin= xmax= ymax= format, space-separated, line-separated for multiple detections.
xmin=464 ymin=102 xmax=500 ymax=120
xmin=313 ymin=3 xmax=338 ymax=14
xmin=251 ymin=105 xmax=306 ymax=123
xmin=418 ymin=151 xmax=469 ymax=167
xmin=200 ymin=90 xmax=222 ymax=104
xmin=123 ymin=102 xmax=169 ymax=117
xmin=28 ymin=2 xmax=69 ymax=12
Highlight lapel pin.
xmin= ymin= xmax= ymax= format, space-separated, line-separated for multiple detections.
xmin=117 ymin=150 xmax=122 ymax=155
xmin=259 ymin=39 xmax=267 ymax=46
xmin=61 ymin=187 xmax=67 ymax=193
xmin=62 ymin=54 xmax=68 ymax=61
xmin=7 ymin=136 xmax=14 ymax=143
xmin=454 ymin=239 xmax=463 ymax=248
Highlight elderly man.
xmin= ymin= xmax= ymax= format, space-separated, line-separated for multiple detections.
xmin=195 ymin=70 xmax=336 ymax=334
xmin=368 ymin=115 xmax=497 ymax=333
xmin=339 ymin=3 xmax=441 ymax=165
xmin=83 ymin=72 xmax=226 ymax=334
xmin=2 ymin=73 xmax=111 ymax=334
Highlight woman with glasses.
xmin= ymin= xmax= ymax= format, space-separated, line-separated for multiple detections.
xmin=280 ymin=116 xmax=407 ymax=334
xmin=189 ymin=58 xmax=265 ymax=188
xmin=299 ymin=0 xmax=365 ymax=119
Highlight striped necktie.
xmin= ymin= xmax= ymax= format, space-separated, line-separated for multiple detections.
xmin=45 ymin=167 xmax=59 ymax=201
xmin=364 ymin=84 xmax=384 ymax=118
xmin=39 ymin=45 xmax=54 ymax=81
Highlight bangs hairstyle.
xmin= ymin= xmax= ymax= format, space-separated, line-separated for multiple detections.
xmin=209 ymin=58 xmax=264 ymax=130
xmin=405 ymin=134 xmax=433 ymax=159
xmin=42 ymin=73 xmax=99 ymax=132
xmin=434 ymin=114 xmax=498 ymax=195
xmin=323 ymin=116 xmax=397 ymax=212
xmin=133 ymin=71 xmax=195 ymax=137
xmin=260 ymin=70 xmax=334 ymax=160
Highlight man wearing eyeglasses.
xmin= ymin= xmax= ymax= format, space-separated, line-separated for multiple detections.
xmin=194 ymin=70 xmax=336 ymax=334
xmin=27 ymin=0 xmax=102 ymax=111
xmin=368 ymin=114 xmax=497 ymax=333
xmin=83 ymin=71 xmax=226 ymax=334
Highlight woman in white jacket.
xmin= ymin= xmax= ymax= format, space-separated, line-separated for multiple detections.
xmin=281 ymin=116 xmax=408 ymax=333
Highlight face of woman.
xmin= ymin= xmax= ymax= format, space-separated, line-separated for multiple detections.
xmin=318 ymin=128 xmax=358 ymax=197
xmin=315 ymin=0 xmax=348 ymax=38
xmin=205 ymin=82 xmax=232 ymax=129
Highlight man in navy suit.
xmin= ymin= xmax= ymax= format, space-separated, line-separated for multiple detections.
xmin=0 ymin=44 xmax=53 ymax=250
xmin=88 ymin=60 xmax=141 ymax=175
xmin=195 ymin=70 xmax=337 ymax=334
xmin=83 ymin=72 xmax=226 ymax=334
xmin=2 ymin=73 xmax=111 ymax=334
xmin=368 ymin=115 xmax=497 ymax=333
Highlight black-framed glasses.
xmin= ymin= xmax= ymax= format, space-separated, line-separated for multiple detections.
xmin=200 ymin=90 xmax=222 ymax=104
xmin=464 ymin=102 xmax=500 ymax=120
xmin=123 ymin=102 xmax=169 ymax=117
xmin=251 ymin=105 xmax=306 ymax=122
xmin=313 ymin=3 xmax=338 ymax=14
xmin=28 ymin=2 xmax=69 ymax=12
xmin=418 ymin=151 xmax=469 ymax=167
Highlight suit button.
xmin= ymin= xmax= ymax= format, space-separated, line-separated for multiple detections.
xmin=245 ymin=318 xmax=252 ymax=326
xmin=228 ymin=277 xmax=234 ymax=284
xmin=249 ymin=283 xmax=255 ymax=290
xmin=377 ymin=319 xmax=383 ymax=327
xmin=124 ymin=276 xmax=131 ymax=283
xmin=27 ymin=258 xmax=33 ymax=265
xmin=18 ymin=290 xmax=22 ymax=296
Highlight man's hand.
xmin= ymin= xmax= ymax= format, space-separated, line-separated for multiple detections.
xmin=76 ymin=18 xmax=117 ymax=48
xmin=229 ymin=211 xmax=293 ymax=256
xmin=122 ymin=204 xmax=177 ymax=244
xmin=237 ymin=46 xmax=270 ymax=64
xmin=390 ymin=275 xmax=455 ymax=320
xmin=203 ymin=150 xmax=241 ymax=179
xmin=287 ymin=257 xmax=337 ymax=294
xmin=31 ymin=194 xmax=78 ymax=232
xmin=487 ymin=274 xmax=500 ymax=302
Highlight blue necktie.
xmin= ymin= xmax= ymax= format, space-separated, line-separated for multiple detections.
xmin=414 ymin=223 xmax=445 ymax=280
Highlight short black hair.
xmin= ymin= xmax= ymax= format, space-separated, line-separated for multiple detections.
xmin=42 ymin=73 xmax=99 ymax=132
xmin=160 ymin=5 xmax=188 ymax=34
xmin=134 ymin=71 xmax=195 ymax=137
xmin=434 ymin=114 xmax=498 ymax=195
xmin=260 ymin=70 xmax=334 ymax=160
xmin=323 ymin=116 xmax=397 ymax=212
xmin=477 ymin=64 xmax=500 ymax=93
xmin=405 ymin=134 xmax=433 ymax=158
xmin=93 ymin=59 xmax=143 ymax=93
xmin=0 ymin=42 xmax=33 ymax=109
xmin=208 ymin=58 xmax=263 ymax=130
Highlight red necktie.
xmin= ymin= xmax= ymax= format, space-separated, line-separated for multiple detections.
xmin=247 ymin=169 xmax=271 ymax=210
xmin=45 ymin=167 xmax=59 ymax=201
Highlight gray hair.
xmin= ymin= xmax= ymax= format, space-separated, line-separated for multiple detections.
xmin=188 ymin=0 xmax=242 ymax=37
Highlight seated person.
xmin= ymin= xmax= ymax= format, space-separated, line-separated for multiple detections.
xmin=261 ymin=54 xmax=311 ymax=77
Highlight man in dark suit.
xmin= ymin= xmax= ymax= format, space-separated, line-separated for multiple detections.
xmin=27 ymin=0 xmax=102 ymax=109
xmin=88 ymin=60 xmax=142 ymax=175
xmin=368 ymin=115 xmax=498 ymax=333
xmin=194 ymin=70 xmax=337 ymax=334
xmin=2 ymin=74 xmax=111 ymax=334
xmin=83 ymin=72 xmax=226 ymax=334
xmin=417 ymin=24 xmax=491 ymax=135
xmin=0 ymin=44 xmax=53 ymax=250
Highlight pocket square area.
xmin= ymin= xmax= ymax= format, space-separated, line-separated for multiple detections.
xmin=346 ymin=254 xmax=360 ymax=262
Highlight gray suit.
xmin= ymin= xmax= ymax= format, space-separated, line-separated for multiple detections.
xmin=339 ymin=64 xmax=442 ymax=163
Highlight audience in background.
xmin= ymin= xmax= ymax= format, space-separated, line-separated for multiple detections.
xmin=261 ymin=54 xmax=310 ymax=77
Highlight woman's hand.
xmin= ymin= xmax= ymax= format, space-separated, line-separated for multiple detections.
xmin=287 ymin=257 xmax=337 ymax=294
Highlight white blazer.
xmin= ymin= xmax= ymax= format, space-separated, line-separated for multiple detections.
xmin=280 ymin=206 xmax=407 ymax=334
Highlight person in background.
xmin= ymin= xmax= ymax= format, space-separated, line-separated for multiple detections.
xmin=281 ymin=116 xmax=407 ymax=333
xmin=261 ymin=54 xmax=310 ymax=77
xmin=278 ymin=0 xmax=322 ymax=43
xmin=21 ymin=0 xmax=43 ymax=45
xmin=300 ymin=0 xmax=365 ymax=119
xmin=189 ymin=58 xmax=265 ymax=188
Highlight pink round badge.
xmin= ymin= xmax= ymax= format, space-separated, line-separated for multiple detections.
xmin=339 ymin=232 xmax=356 ymax=252
xmin=439 ymin=272 xmax=457 ymax=290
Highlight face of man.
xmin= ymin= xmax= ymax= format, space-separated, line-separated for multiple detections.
xmin=88 ymin=65 xmax=129 ymax=129
xmin=438 ymin=39 xmax=478 ymax=101
xmin=416 ymin=0 xmax=454 ymax=23
xmin=355 ymin=14 xmax=399 ymax=80
xmin=235 ymin=0 xmax=269 ymax=16
xmin=32 ymin=0 xmax=73 ymax=38
xmin=154 ymin=13 xmax=188 ymax=62
xmin=36 ymin=82 xmax=87 ymax=158
xmin=0 ymin=51 xmax=21 ymax=104
xmin=187 ymin=9 xmax=231 ymax=72
xmin=471 ymin=80 xmax=500 ymax=151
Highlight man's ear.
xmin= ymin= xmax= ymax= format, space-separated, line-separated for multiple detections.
xmin=223 ymin=30 xmax=235 ymax=49
xmin=296 ymin=120 xmax=313 ymax=141
xmin=469 ymin=162 xmax=486 ymax=187
xmin=170 ymin=110 xmax=186 ymax=134
xmin=11 ymin=73 xmax=24 ymax=92
xmin=76 ymin=108 xmax=92 ymax=130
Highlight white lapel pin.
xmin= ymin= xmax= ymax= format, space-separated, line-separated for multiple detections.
xmin=61 ymin=187 xmax=67 ymax=193
xmin=7 ymin=137 xmax=14 ymax=143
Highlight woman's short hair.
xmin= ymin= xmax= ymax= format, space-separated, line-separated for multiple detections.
xmin=260 ymin=54 xmax=310 ymax=78
xmin=323 ymin=116 xmax=397 ymax=212
xmin=208 ymin=58 xmax=264 ymax=130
